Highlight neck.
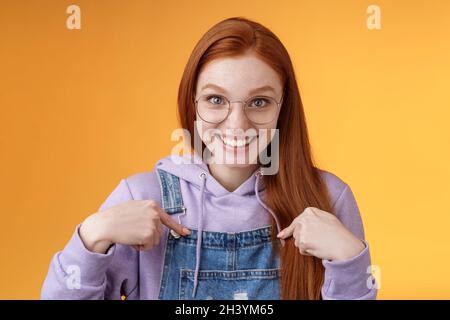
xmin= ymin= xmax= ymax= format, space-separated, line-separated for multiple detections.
xmin=207 ymin=163 xmax=259 ymax=192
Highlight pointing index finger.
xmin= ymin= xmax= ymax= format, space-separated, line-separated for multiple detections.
xmin=157 ymin=207 xmax=191 ymax=236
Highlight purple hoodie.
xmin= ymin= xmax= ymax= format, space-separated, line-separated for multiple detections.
xmin=40 ymin=154 xmax=377 ymax=300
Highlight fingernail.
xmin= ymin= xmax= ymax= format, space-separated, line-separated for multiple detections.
xmin=183 ymin=228 xmax=191 ymax=235
xmin=277 ymin=232 xmax=283 ymax=238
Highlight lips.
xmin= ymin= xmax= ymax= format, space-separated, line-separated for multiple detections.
xmin=217 ymin=135 xmax=257 ymax=148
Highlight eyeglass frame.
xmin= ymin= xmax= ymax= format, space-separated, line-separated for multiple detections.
xmin=193 ymin=92 xmax=285 ymax=125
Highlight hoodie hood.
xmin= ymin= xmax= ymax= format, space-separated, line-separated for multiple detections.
xmin=155 ymin=153 xmax=264 ymax=197
xmin=153 ymin=153 xmax=284 ymax=298
xmin=154 ymin=152 xmax=282 ymax=233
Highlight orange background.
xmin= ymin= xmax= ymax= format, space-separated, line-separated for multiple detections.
xmin=1 ymin=0 xmax=449 ymax=299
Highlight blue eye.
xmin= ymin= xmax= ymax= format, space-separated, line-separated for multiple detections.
xmin=250 ymin=98 xmax=268 ymax=108
xmin=207 ymin=95 xmax=225 ymax=105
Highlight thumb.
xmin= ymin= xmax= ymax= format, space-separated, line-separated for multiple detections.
xmin=277 ymin=223 xmax=296 ymax=239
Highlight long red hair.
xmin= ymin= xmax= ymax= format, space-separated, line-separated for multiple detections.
xmin=177 ymin=17 xmax=334 ymax=299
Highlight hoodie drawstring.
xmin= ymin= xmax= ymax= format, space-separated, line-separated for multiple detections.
xmin=254 ymin=169 xmax=285 ymax=247
xmin=192 ymin=171 xmax=207 ymax=298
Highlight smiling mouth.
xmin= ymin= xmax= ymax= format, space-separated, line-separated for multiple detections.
xmin=217 ymin=135 xmax=258 ymax=148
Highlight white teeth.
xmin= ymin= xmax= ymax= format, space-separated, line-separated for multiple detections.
xmin=220 ymin=136 xmax=255 ymax=148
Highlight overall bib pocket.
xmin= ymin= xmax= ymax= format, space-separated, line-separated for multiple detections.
xmin=179 ymin=268 xmax=281 ymax=300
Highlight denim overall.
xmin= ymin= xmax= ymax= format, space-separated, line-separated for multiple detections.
xmin=156 ymin=168 xmax=281 ymax=300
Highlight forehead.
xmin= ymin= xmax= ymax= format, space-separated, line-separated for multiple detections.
xmin=196 ymin=53 xmax=283 ymax=98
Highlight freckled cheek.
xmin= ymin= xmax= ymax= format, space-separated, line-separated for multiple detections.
xmin=255 ymin=122 xmax=278 ymax=149
xmin=196 ymin=120 xmax=219 ymax=145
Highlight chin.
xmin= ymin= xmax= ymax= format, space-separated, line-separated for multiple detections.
xmin=217 ymin=162 xmax=258 ymax=169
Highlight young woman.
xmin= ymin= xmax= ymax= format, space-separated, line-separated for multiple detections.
xmin=41 ymin=17 xmax=377 ymax=300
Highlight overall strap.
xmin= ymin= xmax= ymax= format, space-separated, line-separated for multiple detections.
xmin=156 ymin=169 xmax=186 ymax=215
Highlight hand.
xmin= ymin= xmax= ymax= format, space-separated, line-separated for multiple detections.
xmin=277 ymin=207 xmax=365 ymax=262
xmin=79 ymin=200 xmax=191 ymax=254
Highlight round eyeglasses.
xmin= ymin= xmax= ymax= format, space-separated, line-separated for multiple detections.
xmin=194 ymin=94 xmax=283 ymax=125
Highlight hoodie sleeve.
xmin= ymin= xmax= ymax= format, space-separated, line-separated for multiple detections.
xmin=321 ymin=184 xmax=378 ymax=300
xmin=40 ymin=178 xmax=139 ymax=300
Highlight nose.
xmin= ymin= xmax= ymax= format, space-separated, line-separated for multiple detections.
xmin=225 ymin=101 xmax=251 ymax=130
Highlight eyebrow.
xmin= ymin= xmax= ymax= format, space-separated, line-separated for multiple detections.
xmin=200 ymin=83 xmax=277 ymax=96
